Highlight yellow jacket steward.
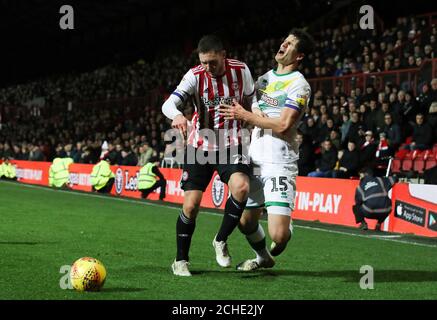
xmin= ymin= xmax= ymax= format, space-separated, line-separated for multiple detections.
xmin=138 ymin=162 xmax=157 ymax=189
xmin=0 ymin=162 xmax=17 ymax=179
xmin=90 ymin=160 xmax=115 ymax=191
xmin=49 ymin=157 xmax=73 ymax=188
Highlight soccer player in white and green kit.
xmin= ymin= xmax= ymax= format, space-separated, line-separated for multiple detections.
xmin=219 ymin=29 xmax=315 ymax=270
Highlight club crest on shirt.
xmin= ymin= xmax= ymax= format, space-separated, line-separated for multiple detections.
xmin=259 ymin=79 xmax=268 ymax=90
xmin=232 ymin=82 xmax=239 ymax=91
xmin=115 ymin=168 xmax=124 ymax=194
xmin=295 ymin=94 xmax=308 ymax=107
xmin=211 ymin=174 xmax=225 ymax=207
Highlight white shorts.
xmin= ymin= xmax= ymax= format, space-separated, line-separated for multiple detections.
xmin=246 ymin=162 xmax=298 ymax=216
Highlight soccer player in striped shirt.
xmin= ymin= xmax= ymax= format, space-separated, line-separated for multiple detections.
xmin=162 ymin=34 xmax=258 ymax=276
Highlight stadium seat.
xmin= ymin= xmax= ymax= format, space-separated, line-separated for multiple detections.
xmin=394 ymin=149 xmax=409 ymax=159
xmin=391 ymin=158 xmax=402 ymax=174
xmin=413 ymin=158 xmax=425 ymax=174
xmin=401 ymin=152 xmax=413 ymax=172
xmin=425 ymin=158 xmax=437 ymax=171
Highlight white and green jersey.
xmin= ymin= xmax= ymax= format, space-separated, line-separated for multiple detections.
xmin=249 ymin=69 xmax=311 ymax=164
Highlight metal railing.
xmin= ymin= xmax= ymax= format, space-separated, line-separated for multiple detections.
xmin=308 ymin=58 xmax=437 ymax=96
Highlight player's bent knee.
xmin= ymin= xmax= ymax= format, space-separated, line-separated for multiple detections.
xmin=182 ymin=203 xmax=200 ymax=219
xmin=239 ymin=209 xmax=262 ymax=234
xmin=230 ymin=181 xmax=250 ymax=200
xmin=229 ymin=174 xmax=250 ymax=199
xmin=238 ymin=218 xmax=256 ymax=234
xmin=270 ymin=229 xmax=291 ymax=245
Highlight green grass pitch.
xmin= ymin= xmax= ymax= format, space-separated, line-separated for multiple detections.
xmin=1 ymin=180 xmax=437 ymax=300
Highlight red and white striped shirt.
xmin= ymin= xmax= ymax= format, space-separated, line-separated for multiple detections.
xmin=171 ymin=58 xmax=256 ymax=151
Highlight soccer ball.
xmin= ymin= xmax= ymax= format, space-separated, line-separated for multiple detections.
xmin=70 ymin=257 xmax=107 ymax=292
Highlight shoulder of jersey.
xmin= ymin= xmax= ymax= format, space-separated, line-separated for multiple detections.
xmin=191 ymin=64 xmax=205 ymax=75
xmin=294 ymin=71 xmax=310 ymax=87
xmin=227 ymin=58 xmax=246 ymax=69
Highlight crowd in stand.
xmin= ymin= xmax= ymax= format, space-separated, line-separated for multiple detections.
xmin=1 ymin=14 xmax=436 ymax=108
xmin=0 ymin=104 xmax=171 ymax=167
xmin=296 ymin=79 xmax=437 ymax=178
xmin=1 ymin=12 xmax=437 ymax=176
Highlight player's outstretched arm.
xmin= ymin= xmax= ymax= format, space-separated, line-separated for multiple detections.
xmin=219 ymin=99 xmax=299 ymax=135
xmin=162 ymin=95 xmax=188 ymax=137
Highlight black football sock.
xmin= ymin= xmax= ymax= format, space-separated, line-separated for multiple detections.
xmin=176 ymin=211 xmax=196 ymax=261
xmin=215 ymin=195 xmax=247 ymax=242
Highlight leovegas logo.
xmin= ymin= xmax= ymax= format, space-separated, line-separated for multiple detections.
xmin=69 ymin=173 xmax=91 ymax=186
xmin=16 ymin=168 xmax=43 ymax=181
xmin=295 ymin=191 xmax=342 ymax=214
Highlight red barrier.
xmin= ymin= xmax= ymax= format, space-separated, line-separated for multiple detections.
xmin=11 ymin=160 xmax=228 ymax=210
xmin=293 ymin=177 xmax=368 ymax=227
xmin=387 ymin=183 xmax=437 ymax=237
xmin=10 ymin=160 xmax=437 ymax=238
xmin=14 ymin=161 xmax=50 ymax=186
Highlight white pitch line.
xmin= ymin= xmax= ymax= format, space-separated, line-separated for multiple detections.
xmin=296 ymin=225 xmax=437 ymax=248
xmin=2 ymin=181 xmax=437 ymax=249
xmin=367 ymin=235 xmax=402 ymax=239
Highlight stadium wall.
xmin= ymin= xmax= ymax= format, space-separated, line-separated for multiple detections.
xmin=9 ymin=160 xmax=437 ymax=238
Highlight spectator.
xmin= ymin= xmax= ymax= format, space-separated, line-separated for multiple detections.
xmin=382 ymin=113 xmax=402 ymax=151
xmin=359 ymin=130 xmax=377 ymax=168
xmin=121 ymin=148 xmax=138 ymax=166
xmin=71 ymin=142 xmax=83 ymax=163
xmin=430 ymin=78 xmax=437 ymax=103
xmin=308 ymin=139 xmax=337 ymax=178
xmin=112 ymin=143 xmax=123 ymax=165
xmin=416 ymin=82 xmax=432 ymax=115
xmin=300 ymin=117 xmax=319 ymax=147
xmin=329 ymin=129 xmax=341 ymax=151
xmin=332 ymin=141 xmax=360 ymax=179
xmin=55 ymin=144 xmax=67 ymax=158
xmin=331 ymin=105 xmax=342 ymax=127
xmin=365 ymin=99 xmax=384 ymax=133
xmin=344 ymin=111 xmax=364 ymax=146
xmin=402 ymin=91 xmax=418 ymax=125
xmin=376 ymin=132 xmax=393 ymax=159
xmin=340 ymin=113 xmax=351 ymax=145
xmin=20 ymin=144 xmax=30 ymax=160
xmin=29 ymin=145 xmax=45 ymax=161
xmin=64 ymin=143 xmax=74 ymax=158
xmin=407 ymin=113 xmax=434 ymax=151
xmin=296 ymin=132 xmax=315 ymax=176
xmin=392 ymin=90 xmax=406 ymax=125
xmin=428 ymin=102 xmax=437 ymax=142
xmin=137 ymin=142 xmax=153 ymax=167
xmin=79 ymin=146 xmax=94 ymax=164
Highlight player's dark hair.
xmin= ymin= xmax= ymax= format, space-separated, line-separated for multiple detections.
xmin=197 ymin=34 xmax=224 ymax=53
xmin=289 ymin=28 xmax=315 ymax=57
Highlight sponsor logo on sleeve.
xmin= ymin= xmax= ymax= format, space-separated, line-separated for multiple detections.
xmin=295 ymin=94 xmax=308 ymax=107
